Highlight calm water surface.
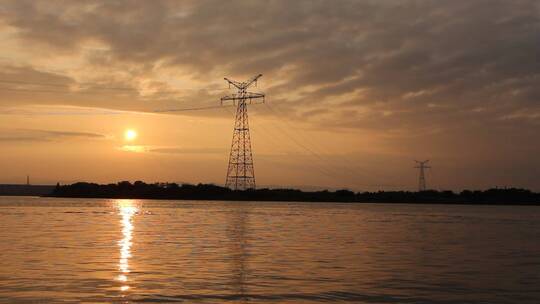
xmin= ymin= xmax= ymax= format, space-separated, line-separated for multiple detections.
xmin=0 ymin=196 xmax=539 ymax=303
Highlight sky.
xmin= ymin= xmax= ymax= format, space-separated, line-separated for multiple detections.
xmin=0 ymin=0 xmax=538 ymax=191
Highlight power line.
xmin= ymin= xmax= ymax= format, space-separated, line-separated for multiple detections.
xmin=255 ymin=105 xmax=367 ymax=187
xmin=0 ymin=78 xmax=229 ymax=93
xmin=242 ymin=104 xmax=362 ymax=187
xmin=154 ymin=104 xmax=232 ymax=113
xmin=259 ymin=103 xmax=405 ymax=189
xmin=246 ymin=107 xmax=337 ymax=181
xmin=260 ymin=105 xmax=361 ymax=179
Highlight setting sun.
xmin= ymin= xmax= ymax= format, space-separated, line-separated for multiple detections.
xmin=124 ymin=129 xmax=137 ymax=141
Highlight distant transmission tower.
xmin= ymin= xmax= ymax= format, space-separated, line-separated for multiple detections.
xmin=414 ymin=160 xmax=430 ymax=191
xmin=221 ymin=74 xmax=265 ymax=190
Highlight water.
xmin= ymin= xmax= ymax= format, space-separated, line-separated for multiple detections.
xmin=0 ymin=197 xmax=539 ymax=303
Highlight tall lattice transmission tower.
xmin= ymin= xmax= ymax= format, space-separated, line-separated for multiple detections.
xmin=221 ymin=74 xmax=265 ymax=190
xmin=414 ymin=160 xmax=430 ymax=191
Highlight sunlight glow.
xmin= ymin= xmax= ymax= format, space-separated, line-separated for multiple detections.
xmin=125 ymin=129 xmax=137 ymax=141
xmin=120 ymin=145 xmax=147 ymax=153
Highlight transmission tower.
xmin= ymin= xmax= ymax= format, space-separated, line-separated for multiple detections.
xmin=221 ymin=74 xmax=265 ymax=190
xmin=414 ymin=160 xmax=430 ymax=191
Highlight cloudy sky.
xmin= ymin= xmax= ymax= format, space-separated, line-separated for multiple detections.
xmin=0 ymin=0 xmax=538 ymax=191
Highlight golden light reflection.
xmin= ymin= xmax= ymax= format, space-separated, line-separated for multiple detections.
xmin=116 ymin=200 xmax=138 ymax=292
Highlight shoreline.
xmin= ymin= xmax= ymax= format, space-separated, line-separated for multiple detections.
xmin=43 ymin=195 xmax=540 ymax=206
xmin=1 ymin=181 xmax=536 ymax=206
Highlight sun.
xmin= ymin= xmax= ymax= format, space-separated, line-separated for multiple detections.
xmin=124 ymin=129 xmax=137 ymax=141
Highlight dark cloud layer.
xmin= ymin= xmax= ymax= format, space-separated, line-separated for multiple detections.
xmin=0 ymin=0 xmax=537 ymax=129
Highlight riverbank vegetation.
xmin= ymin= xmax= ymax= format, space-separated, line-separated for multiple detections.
xmin=49 ymin=181 xmax=540 ymax=205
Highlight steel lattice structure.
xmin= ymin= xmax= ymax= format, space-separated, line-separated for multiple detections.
xmin=414 ymin=160 xmax=430 ymax=191
xmin=221 ymin=74 xmax=265 ymax=190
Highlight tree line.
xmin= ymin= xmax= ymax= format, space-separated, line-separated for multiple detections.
xmin=49 ymin=181 xmax=540 ymax=205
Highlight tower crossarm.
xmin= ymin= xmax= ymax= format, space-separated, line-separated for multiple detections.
xmin=244 ymin=92 xmax=265 ymax=99
xmin=221 ymin=92 xmax=265 ymax=105
xmin=224 ymin=78 xmax=244 ymax=90
xmin=414 ymin=160 xmax=430 ymax=167
xmin=224 ymin=74 xmax=262 ymax=90
xmin=243 ymin=74 xmax=263 ymax=89
xmin=220 ymin=93 xmax=239 ymax=102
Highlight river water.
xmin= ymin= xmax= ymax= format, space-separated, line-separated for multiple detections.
xmin=0 ymin=196 xmax=539 ymax=303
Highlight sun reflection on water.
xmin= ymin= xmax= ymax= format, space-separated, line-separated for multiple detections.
xmin=116 ymin=200 xmax=138 ymax=292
